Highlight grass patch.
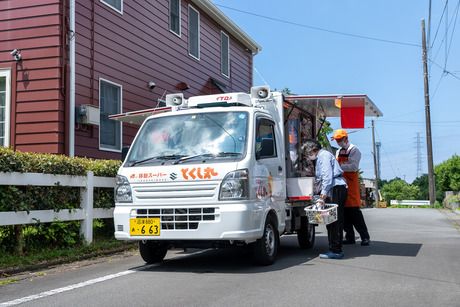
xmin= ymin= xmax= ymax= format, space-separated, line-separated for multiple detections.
xmin=0 ymin=278 xmax=18 ymax=286
xmin=0 ymin=239 xmax=136 ymax=274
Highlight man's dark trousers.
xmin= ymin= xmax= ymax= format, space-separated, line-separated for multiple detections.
xmin=344 ymin=208 xmax=370 ymax=241
xmin=326 ymin=185 xmax=347 ymax=253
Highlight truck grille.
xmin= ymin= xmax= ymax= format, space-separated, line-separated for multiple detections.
xmin=134 ymin=207 xmax=218 ymax=230
xmin=133 ymin=182 xmax=219 ymax=202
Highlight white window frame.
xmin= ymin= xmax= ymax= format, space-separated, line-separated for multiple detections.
xmin=221 ymin=31 xmax=230 ymax=78
xmin=169 ymin=0 xmax=181 ymax=37
xmin=100 ymin=0 xmax=123 ymax=15
xmin=188 ymin=5 xmax=200 ymax=60
xmin=99 ymin=78 xmax=123 ymax=153
xmin=0 ymin=69 xmax=11 ymax=147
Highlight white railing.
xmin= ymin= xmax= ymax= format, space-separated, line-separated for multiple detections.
xmin=0 ymin=171 xmax=115 ymax=244
xmin=390 ymin=200 xmax=430 ymax=206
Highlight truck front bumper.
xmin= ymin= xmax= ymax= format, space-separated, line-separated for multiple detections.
xmin=113 ymin=202 xmax=265 ymax=242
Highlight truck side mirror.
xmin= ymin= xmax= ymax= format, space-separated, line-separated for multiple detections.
xmin=121 ymin=146 xmax=130 ymax=161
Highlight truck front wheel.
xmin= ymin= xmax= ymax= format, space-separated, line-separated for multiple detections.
xmin=253 ymin=216 xmax=279 ymax=265
xmin=139 ymin=240 xmax=168 ymax=264
xmin=297 ymin=216 xmax=315 ymax=249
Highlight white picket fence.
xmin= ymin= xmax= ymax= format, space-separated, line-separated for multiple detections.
xmin=390 ymin=200 xmax=430 ymax=206
xmin=0 ymin=171 xmax=115 ymax=244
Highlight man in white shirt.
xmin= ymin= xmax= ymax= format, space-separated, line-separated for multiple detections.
xmin=331 ymin=129 xmax=370 ymax=246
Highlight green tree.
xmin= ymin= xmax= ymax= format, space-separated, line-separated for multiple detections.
xmin=317 ymin=119 xmax=333 ymax=148
xmin=381 ymin=178 xmax=420 ymax=205
xmin=281 ymin=87 xmax=293 ymax=95
xmin=412 ymin=174 xmax=429 ymax=200
xmin=435 ymin=155 xmax=460 ymax=197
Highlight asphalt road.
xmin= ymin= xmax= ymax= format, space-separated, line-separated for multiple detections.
xmin=1 ymin=208 xmax=460 ymax=307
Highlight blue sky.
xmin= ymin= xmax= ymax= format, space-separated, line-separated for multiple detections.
xmin=213 ymin=0 xmax=460 ymax=183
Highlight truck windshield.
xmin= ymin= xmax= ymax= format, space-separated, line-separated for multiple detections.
xmin=126 ymin=111 xmax=248 ymax=166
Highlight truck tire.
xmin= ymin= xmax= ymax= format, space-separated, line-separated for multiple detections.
xmin=139 ymin=240 xmax=168 ymax=264
xmin=297 ymin=216 xmax=315 ymax=249
xmin=253 ymin=216 xmax=279 ymax=265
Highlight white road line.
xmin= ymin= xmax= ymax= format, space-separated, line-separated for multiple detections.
xmin=0 ymin=249 xmax=207 ymax=306
xmin=0 ymin=270 xmax=135 ymax=306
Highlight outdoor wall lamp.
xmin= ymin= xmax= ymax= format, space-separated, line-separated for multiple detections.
xmin=148 ymin=81 xmax=156 ymax=90
xmin=10 ymin=49 xmax=22 ymax=61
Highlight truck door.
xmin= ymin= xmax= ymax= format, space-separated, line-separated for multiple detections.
xmin=254 ymin=116 xmax=286 ymax=230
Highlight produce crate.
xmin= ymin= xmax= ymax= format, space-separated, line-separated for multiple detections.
xmin=304 ymin=204 xmax=338 ymax=225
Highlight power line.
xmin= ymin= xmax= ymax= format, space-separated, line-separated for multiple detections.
xmin=429 ymin=59 xmax=460 ymax=80
xmin=430 ymin=0 xmax=449 ymax=49
xmin=253 ymin=66 xmax=269 ymax=85
xmin=374 ymin=126 xmax=399 ymax=178
xmin=428 ymin=0 xmax=432 ymax=48
xmin=445 ymin=0 xmax=460 ymax=66
xmin=444 ymin=0 xmax=449 ymax=70
xmin=215 ymin=4 xmax=421 ymax=47
xmin=381 ymin=108 xmax=425 ymax=119
xmin=431 ymin=0 xmax=460 ymax=65
xmin=377 ymin=119 xmax=460 ymax=124
xmin=430 ymin=73 xmax=446 ymax=101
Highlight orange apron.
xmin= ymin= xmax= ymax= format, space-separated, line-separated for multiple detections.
xmin=337 ymin=148 xmax=361 ymax=207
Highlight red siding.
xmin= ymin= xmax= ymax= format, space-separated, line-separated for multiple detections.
xmin=74 ymin=0 xmax=254 ymax=159
xmin=1 ymin=0 xmax=254 ymax=159
xmin=0 ymin=0 xmax=65 ymax=154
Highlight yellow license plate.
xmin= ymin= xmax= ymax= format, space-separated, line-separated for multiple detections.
xmin=129 ymin=218 xmax=161 ymax=236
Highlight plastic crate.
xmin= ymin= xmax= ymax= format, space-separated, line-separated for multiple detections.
xmin=304 ymin=204 xmax=338 ymax=225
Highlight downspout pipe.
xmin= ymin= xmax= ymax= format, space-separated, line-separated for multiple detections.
xmin=69 ymin=0 xmax=75 ymax=157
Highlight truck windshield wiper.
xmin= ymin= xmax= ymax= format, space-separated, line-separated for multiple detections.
xmin=173 ymin=152 xmax=241 ymax=164
xmin=129 ymin=154 xmax=186 ymax=166
xmin=214 ymin=152 xmax=241 ymax=157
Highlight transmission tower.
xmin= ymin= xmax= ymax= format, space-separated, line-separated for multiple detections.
xmin=415 ymin=132 xmax=423 ymax=178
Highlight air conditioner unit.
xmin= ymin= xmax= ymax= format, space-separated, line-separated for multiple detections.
xmin=76 ymin=104 xmax=100 ymax=125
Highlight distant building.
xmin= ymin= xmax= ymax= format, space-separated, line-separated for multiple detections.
xmin=0 ymin=0 xmax=260 ymax=159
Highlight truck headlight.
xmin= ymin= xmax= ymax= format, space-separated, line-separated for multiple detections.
xmin=219 ymin=169 xmax=249 ymax=200
xmin=115 ymin=175 xmax=132 ymax=203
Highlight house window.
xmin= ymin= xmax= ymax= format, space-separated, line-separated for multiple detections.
xmin=0 ymin=70 xmax=10 ymax=147
xmin=170 ymin=0 xmax=181 ymax=36
xmin=99 ymin=79 xmax=122 ymax=152
xmin=221 ymin=31 xmax=230 ymax=77
xmin=100 ymin=0 xmax=123 ymax=14
xmin=188 ymin=5 xmax=200 ymax=59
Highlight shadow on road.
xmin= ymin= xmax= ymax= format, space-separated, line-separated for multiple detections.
xmin=130 ymin=230 xmax=422 ymax=274
xmin=131 ymin=234 xmax=323 ymax=274
xmin=343 ymin=240 xmax=423 ymax=258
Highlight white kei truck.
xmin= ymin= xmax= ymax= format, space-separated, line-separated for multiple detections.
xmin=111 ymin=86 xmax=382 ymax=265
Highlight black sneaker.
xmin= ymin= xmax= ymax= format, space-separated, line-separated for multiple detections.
xmin=342 ymin=239 xmax=356 ymax=245
xmin=361 ymin=239 xmax=370 ymax=246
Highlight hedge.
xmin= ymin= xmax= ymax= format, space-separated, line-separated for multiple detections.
xmin=0 ymin=147 xmax=121 ymax=212
xmin=0 ymin=147 xmax=121 ymax=254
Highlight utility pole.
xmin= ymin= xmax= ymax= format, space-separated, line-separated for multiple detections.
xmin=421 ymin=19 xmax=436 ymax=206
xmin=371 ymin=120 xmax=379 ymax=207
xmin=376 ymin=141 xmax=381 ymax=179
